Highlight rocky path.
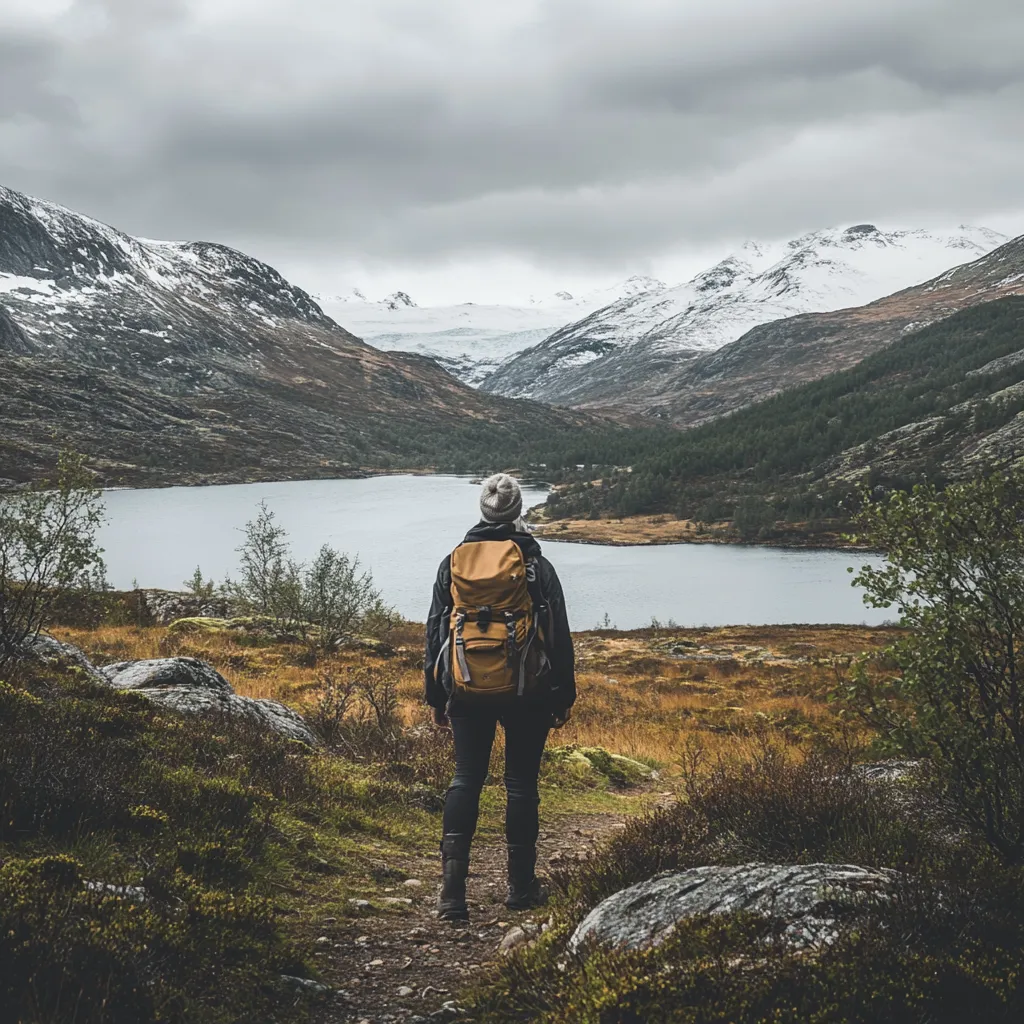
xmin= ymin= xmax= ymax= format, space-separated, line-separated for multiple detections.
xmin=314 ymin=811 xmax=631 ymax=1024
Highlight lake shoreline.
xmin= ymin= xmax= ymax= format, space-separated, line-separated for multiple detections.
xmin=96 ymin=475 xmax=888 ymax=627
xmin=8 ymin=468 xmax=868 ymax=556
xmin=531 ymin=512 xmax=871 ymax=552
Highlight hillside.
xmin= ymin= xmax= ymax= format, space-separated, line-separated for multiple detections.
xmin=0 ymin=186 xmax=612 ymax=486
xmin=545 ymin=297 xmax=1024 ymax=530
xmin=317 ymin=276 xmax=665 ymax=385
xmin=482 ymin=225 xmax=1006 ymax=405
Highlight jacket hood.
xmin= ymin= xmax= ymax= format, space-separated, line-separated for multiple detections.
xmin=464 ymin=520 xmax=543 ymax=560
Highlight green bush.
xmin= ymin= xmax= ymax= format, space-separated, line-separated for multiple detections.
xmin=467 ymin=747 xmax=1024 ymax=1023
xmin=222 ymin=502 xmax=399 ymax=660
xmin=0 ymin=449 xmax=106 ymax=666
xmin=0 ymin=661 xmax=356 ymax=1023
xmin=848 ymin=469 xmax=1024 ymax=862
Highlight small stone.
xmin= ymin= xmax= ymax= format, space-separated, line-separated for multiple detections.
xmin=280 ymin=974 xmax=332 ymax=996
xmin=322 ymin=916 xmax=338 ymax=923
xmin=398 ymin=985 xmax=415 ymax=997
xmin=348 ymin=898 xmax=371 ymax=909
xmin=314 ymin=935 xmax=331 ymax=945
xmin=498 ymin=924 xmax=538 ymax=955
xmin=383 ymin=896 xmax=414 ymax=906
xmin=366 ymin=958 xmax=385 ymax=968
xmin=356 ymin=935 xmax=370 ymax=944
xmin=403 ymin=878 xmax=424 ymax=888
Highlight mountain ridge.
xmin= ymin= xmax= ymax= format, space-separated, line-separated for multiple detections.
xmin=482 ymin=224 xmax=1007 ymax=404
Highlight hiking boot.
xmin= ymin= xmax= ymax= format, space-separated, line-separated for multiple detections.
xmin=437 ymin=834 xmax=471 ymax=923
xmin=506 ymin=844 xmax=549 ymax=911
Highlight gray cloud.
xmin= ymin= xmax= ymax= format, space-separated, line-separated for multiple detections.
xmin=1 ymin=0 xmax=1022 ymax=284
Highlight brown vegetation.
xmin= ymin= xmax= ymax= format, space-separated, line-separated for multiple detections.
xmin=55 ymin=621 xmax=896 ymax=772
xmin=532 ymin=513 xmax=866 ymax=548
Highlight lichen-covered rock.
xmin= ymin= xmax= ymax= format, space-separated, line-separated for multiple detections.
xmin=137 ymin=589 xmax=237 ymax=626
xmin=24 ymin=634 xmax=110 ymax=686
xmin=101 ymin=657 xmax=318 ymax=747
xmin=102 ymin=657 xmax=234 ymax=695
xmin=545 ymin=745 xmax=655 ymax=786
xmin=569 ymin=863 xmax=897 ymax=953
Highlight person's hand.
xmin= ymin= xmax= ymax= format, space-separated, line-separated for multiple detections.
xmin=551 ymin=708 xmax=572 ymax=730
xmin=432 ymin=706 xmax=451 ymax=731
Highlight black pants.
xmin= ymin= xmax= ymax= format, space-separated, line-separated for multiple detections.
xmin=443 ymin=708 xmax=551 ymax=849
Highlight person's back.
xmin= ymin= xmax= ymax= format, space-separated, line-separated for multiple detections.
xmin=424 ymin=473 xmax=576 ymax=922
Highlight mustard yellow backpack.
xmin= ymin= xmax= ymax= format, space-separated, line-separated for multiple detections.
xmin=434 ymin=539 xmax=551 ymax=704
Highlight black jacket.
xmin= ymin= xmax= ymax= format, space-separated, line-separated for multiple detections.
xmin=424 ymin=521 xmax=576 ymax=713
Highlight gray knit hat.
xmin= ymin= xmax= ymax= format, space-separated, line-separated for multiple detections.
xmin=480 ymin=473 xmax=523 ymax=524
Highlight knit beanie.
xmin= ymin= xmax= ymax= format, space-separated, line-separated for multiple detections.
xmin=479 ymin=473 xmax=523 ymax=524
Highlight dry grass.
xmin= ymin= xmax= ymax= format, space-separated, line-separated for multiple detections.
xmin=56 ymin=621 xmax=896 ymax=772
xmin=532 ymin=514 xmax=717 ymax=546
xmin=532 ymin=514 xmax=864 ymax=549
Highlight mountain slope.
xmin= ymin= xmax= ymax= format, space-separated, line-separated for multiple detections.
xmin=482 ymin=225 xmax=1006 ymax=404
xmin=545 ymin=296 xmax=1024 ymax=527
xmin=631 ymin=232 xmax=1024 ymax=427
xmin=0 ymin=302 xmax=28 ymax=353
xmin=0 ymin=186 xmax=606 ymax=486
xmin=318 ymin=276 xmax=666 ymax=385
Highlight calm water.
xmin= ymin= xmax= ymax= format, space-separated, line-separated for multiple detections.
xmin=99 ymin=475 xmax=888 ymax=629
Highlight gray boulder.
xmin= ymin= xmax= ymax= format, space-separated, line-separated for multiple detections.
xmin=101 ymin=657 xmax=318 ymax=746
xmin=569 ymin=862 xmax=897 ymax=953
xmin=25 ymin=634 xmax=110 ymax=686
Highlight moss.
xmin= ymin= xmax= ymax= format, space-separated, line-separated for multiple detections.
xmin=543 ymin=744 xmax=654 ymax=789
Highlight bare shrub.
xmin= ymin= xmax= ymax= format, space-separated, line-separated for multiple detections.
xmin=307 ymin=672 xmax=359 ymax=747
xmin=357 ymin=668 xmax=401 ymax=732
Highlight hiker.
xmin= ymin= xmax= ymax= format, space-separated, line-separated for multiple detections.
xmin=424 ymin=473 xmax=576 ymax=922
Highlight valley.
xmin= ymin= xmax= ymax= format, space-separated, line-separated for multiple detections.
xmin=315 ymin=276 xmax=664 ymax=385
xmin=4 ymin=181 xmax=1024 ymax=550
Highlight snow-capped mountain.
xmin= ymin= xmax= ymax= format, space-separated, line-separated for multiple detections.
xmin=317 ymin=275 xmax=666 ymax=385
xmin=0 ymin=183 xmax=339 ymax=371
xmin=482 ymin=225 xmax=1008 ymax=403
xmin=0 ymin=184 xmax=588 ymax=487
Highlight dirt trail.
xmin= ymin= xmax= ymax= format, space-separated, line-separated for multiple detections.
xmin=316 ymin=811 xmax=630 ymax=1023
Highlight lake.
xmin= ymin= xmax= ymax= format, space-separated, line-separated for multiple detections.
xmin=98 ymin=475 xmax=888 ymax=630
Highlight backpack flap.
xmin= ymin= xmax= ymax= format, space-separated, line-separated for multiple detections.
xmin=449 ymin=540 xmax=534 ymax=703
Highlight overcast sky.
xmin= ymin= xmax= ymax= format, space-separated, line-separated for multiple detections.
xmin=2 ymin=0 xmax=1023 ymax=303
